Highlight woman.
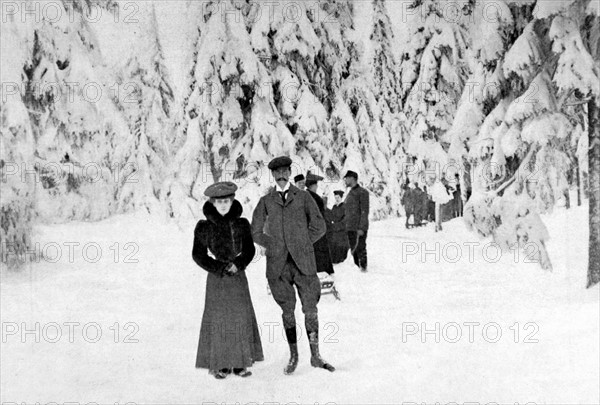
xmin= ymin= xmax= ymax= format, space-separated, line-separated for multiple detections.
xmin=305 ymin=172 xmax=334 ymax=275
xmin=326 ymin=190 xmax=349 ymax=264
xmin=192 ymin=181 xmax=263 ymax=379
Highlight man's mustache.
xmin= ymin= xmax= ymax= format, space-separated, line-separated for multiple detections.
xmin=277 ymin=177 xmax=287 ymax=181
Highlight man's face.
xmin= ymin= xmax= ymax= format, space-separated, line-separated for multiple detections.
xmin=296 ymin=180 xmax=306 ymax=190
xmin=273 ymin=167 xmax=291 ymax=184
xmin=334 ymin=195 xmax=342 ymax=204
xmin=344 ymin=176 xmax=353 ymax=187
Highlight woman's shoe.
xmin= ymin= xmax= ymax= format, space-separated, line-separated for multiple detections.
xmin=233 ymin=368 xmax=252 ymax=377
xmin=212 ymin=368 xmax=231 ymax=379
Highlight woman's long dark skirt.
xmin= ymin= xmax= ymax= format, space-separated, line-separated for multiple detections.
xmin=195 ymin=271 xmax=264 ymax=370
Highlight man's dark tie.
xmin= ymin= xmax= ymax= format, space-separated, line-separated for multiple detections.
xmin=279 ymin=190 xmax=288 ymax=203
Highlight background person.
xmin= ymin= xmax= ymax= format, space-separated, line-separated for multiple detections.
xmin=306 ymin=172 xmax=335 ymax=276
xmin=326 ymin=190 xmax=349 ymax=264
xmin=294 ymin=174 xmax=306 ymax=190
xmin=343 ymin=170 xmax=370 ymax=272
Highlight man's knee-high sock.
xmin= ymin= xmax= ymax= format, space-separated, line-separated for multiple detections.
xmin=282 ymin=312 xmax=296 ymax=343
xmin=282 ymin=312 xmax=299 ymax=374
xmin=305 ymin=311 xmax=319 ymax=339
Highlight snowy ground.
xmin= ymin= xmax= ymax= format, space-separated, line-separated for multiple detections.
xmin=1 ymin=205 xmax=598 ymax=404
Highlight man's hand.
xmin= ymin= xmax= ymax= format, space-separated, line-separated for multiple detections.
xmin=226 ymin=263 xmax=239 ymax=276
xmin=357 ymin=229 xmax=365 ymax=237
xmin=258 ymin=246 xmax=267 ymax=256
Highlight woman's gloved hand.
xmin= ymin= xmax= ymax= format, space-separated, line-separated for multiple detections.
xmin=225 ymin=263 xmax=239 ymax=276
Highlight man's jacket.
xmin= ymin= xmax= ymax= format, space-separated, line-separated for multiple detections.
xmin=252 ymin=184 xmax=326 ymax=279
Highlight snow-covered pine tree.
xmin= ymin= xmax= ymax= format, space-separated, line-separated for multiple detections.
xmin=161 ymin=1 xmax=205 ymax=224
xmin=309 ymin=0 xmax=355 ymax=193
xmin=400 ymin=0 xmax=469 ymax=194
xmin=1 ymin=0 xmax=126 ymax=268
xmin=329 ymin=0 xmax=404 ymax=218
xmin=461 ymin=0 xmax=599 ymax=273
xmin=462 ymin=15 xmax=557 ymax=270
xmin=250 ymin=0 xmax=330 ymax=177
xmin=1 ymin=9 xmax=38 ymax=268
xmin=168 ymin=0 xmax=205 ymax=155
xmin=21 ymin=0 xmax=127 ymax=223
xmin=548 ymin=0 xmax=600 ymax=287
xmin=309 ymin=0 xmax=354 ymax=115
xmin=371 ymin=0 xmax=400 ymax=115
xmin=164 ymin=0 xmax=294 ymax=221
xmin=447 ymin=0 xmax=515 ymax=198
xmin=115 ymin=3 xmax=174 ymax=214
xmin=532 ymin=0 xmax=600 ymax=285
xmin=166 ymin=0 xmax=406 ymax=220
xmin=367 ymin=0 xmax=403 ymax=217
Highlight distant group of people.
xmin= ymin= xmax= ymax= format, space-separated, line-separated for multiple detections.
xmin=401 ymin=174 xmax=464 ymax=229
xmin=191 ymin=156 xmax=370 ymax=380
xmin=401 ymin=181 xmax=433 ymax=228
xmin=293 ymin=170 xmax=370 ymax=273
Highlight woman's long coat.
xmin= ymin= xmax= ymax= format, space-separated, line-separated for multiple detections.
xmin=326 ymin=203 xmax=349 ymax=264
xmin=308 ymin=190 xmax=334 ymax=274
xmin=192 ymin=200 xmax=263 ymax=370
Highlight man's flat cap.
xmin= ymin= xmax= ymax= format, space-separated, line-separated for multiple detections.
xmin=204 ymin=181 xmax=238 ymax=198
xmin=268 ymin=156 xmax=293 ymax=170
xmin=294 ymin=174 xmax=305 ymax=182
xmin=333 ymin=190 xmax=345 ymax=197
xmin=343 ymin=170 xmax=358 ymax=179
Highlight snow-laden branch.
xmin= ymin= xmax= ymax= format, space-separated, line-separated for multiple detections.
xmin=491 ymin=145 xmax=537 ymax=196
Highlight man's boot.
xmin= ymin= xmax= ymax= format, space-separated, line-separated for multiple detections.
xmin=308 ymin=330 xmax=335 ymax=372
xmin=305 ymin=313 xmax=335 ymax=372
xmin=284 ymin=326 xmax=299 ymax=375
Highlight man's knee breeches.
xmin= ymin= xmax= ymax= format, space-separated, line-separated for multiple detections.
xmin=268 ymin=256 xmax=321 ymax=322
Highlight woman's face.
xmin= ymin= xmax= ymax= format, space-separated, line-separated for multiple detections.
xmin=213 ymin=198 xmax=233 ymax=216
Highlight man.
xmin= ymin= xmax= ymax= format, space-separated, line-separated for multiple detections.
xmin=326 ymin=190 xmax=349 ymax=264
xmin=453 ymin=174 xmax=463 ymax=217
xmin=252 ymin=157 xmax=335 ymax=375
xmin=294 ymin=174 xmax=306 ymax=191
xmin=412 ymin=183 xmax=426 ymax=227
xmin=343 ymin=170 xmax=369 ymax=272
xmin=425 ymin=185 xmax=436 ymax=223
xmin=401 ymin=181 xmax=415 ymax=229
xmin=306 ymin=172 xmax=334 ymax=275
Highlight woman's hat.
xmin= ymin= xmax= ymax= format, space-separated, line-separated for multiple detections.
xmin=333 ymin=190 xmax=344 ymax=197
xmin=204 ymin=181 xmax=238 ymax=198
xmin=305 ymin=172 xmax=324 ymax=187
xmin=294 ymin=174 xmax=305 ymax=182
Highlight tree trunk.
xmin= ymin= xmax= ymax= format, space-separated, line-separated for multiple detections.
xmin=587 ymin=97 xmax=600 ymax=288
xmin=577 ymin=156 xmax=582 ymax=207
xmin=435 ymin=202 xmax=442 ymax=232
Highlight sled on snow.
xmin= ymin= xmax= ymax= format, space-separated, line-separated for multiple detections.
xmin=267 ymin=273 xmax=340 ymax=300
